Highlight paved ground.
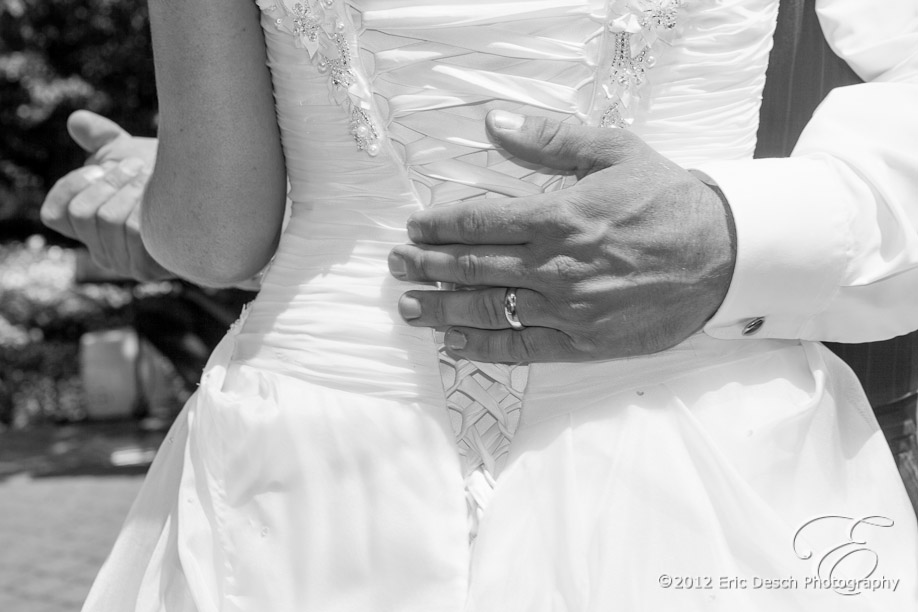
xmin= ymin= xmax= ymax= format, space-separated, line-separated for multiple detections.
xmin=0 ymin=422 xmax=164 ymax=612
xmin=0 ymin=474 xmax=143 ymax=612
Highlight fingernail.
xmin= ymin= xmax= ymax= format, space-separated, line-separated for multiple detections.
xmin=83 ymin=166 xmax=105 ymax=182
xmin=406 ymin=218 xmax=422 ymax=243
xmin=445 ymin=329 xmax=467 ymax=351
xmin=388 ymin=252 xmax=407 ymax=279
xmin=490 ymin=110 xmax=524 ymax=131
xmin=118 ymin=158 xmax=145 ymax=176
xmin=399 ymin=296 xmax=422 ymax=321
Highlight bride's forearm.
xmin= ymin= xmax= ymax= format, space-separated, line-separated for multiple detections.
xmin=140 ymin=0 xmax=286 ymax=287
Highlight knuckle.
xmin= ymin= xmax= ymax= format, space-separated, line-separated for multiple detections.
xmin=534 ymin=201 xmax=587 ymax=241
xmin=603 ymin=127 xmax=637 ymax=154
xmin=501 ymin=332 xmax=529 ymax=362
xmin=546 ymin=255 xmax=583 ymax=282
xmin=130 ymin=172 xmax=150 ymax=188
xmin=68 ymin=194 xmax=96 ymax=219
xmin=95 ymin=204 xmax=123 ymax=227
xmin=431 ymin=293 xmax=449 ymax=324
xmin=531 ymin=116 xmax=566 ymax=150
xmin=104 ymin=165 xmax=138 ymax=188
xmin=469 ymin=292 xmax=505 ymax=328
xmin=412 ymin=251 xmax=435 ymax=281
xmin=452 ymin=250 xmax=479 ymax=285
xmin=99 ymin=172 xmax=124 ymax=189
xmin=39 ymin=204 xmax=59 ymax=226
xmin=537 ymin=256 xmax=587 ymax=292
xmin=503 ymin=330 xmax=541 ymax=362
xmin=455 ymin=209 xmax=489 ymax=243
xmin=518 ymin=332 xmax=542 ymax=360
xmin=586 ymin=129 xmax=637 ymax=171
xmin=561 ymin=190 xmax=601 ymax=220
xmin=535 ymin=205 xmax=570 ymax=239
xmin=560 ymin=297 xmax=592 ymax=325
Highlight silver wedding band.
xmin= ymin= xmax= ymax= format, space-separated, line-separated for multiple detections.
xmin=504 ymin=288 xmax=525 ymax=331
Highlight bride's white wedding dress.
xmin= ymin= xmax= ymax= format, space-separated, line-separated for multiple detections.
xmin=83 ymin=0 xmax=918 ymax=610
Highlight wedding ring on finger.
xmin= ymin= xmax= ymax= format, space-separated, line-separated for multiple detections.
xmin=504 ymin=287 xmax=525 ymax=331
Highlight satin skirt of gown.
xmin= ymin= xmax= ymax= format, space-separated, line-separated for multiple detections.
xmin=82 ymin=0 xmax=918 ymax=610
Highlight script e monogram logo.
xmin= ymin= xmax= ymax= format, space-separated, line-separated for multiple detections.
xmin=792 ymin=515 xmax=894 ymax=595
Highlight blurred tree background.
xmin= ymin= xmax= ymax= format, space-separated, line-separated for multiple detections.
xmin=1 ymin=0 xmax=159 ymax=428
xmin=0 ymin=0 xmax=157 ymax=241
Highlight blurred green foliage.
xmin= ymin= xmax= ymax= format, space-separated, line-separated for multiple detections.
xmin=0 ymin=0 xmax=156 ymax=239
xmin=0 ymin=237 xmax=134 ymax=425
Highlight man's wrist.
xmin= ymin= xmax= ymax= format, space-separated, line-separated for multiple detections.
xmin=688 ymin=168 xmax=737 ymax=325
xmin=688 ymin=168 xmax=737 ymax=259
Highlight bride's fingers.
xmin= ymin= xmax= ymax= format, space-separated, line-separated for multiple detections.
xmin=68 ymin=159 xmax=146 ymax=255
xmin=41 ymin=165 xmax=106 ymax=239
xmin=67 ymin=110 xmax=129 ymax=155
xmin=398 ymin=287 xmax=558 ymax=330
xmin=92 ymin=174 xmax=147 ymax=272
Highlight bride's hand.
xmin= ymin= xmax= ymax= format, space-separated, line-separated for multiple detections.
xmin=41 ymin=111 xmax=172 ymax=282
xmin=388 ymin=111 xmax=736 ymax=363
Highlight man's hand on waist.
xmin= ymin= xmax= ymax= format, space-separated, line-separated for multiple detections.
xmin=388 ymin=111 xmax=736 ymax=363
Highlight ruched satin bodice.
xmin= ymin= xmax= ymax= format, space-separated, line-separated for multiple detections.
xmin=236 ymin=0 xmax=779 ymax=401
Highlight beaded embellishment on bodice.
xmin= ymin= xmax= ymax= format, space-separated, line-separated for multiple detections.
xmin=257 ymin=0 xmax=685 ymax=540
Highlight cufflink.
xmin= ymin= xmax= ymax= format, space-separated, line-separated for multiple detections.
xmin=742 ymin=317 xmax=765 ymax=336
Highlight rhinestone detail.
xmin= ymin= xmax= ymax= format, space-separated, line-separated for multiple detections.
xmin=350 ymin=107 xmax=380 ymax=156
xmin=265 ymin=0 xmax=381 ymax=155
xmin=291 ymin=2 xmax=322 ymax=41
xmin=598 ymin=0 xmax=685 ymax=128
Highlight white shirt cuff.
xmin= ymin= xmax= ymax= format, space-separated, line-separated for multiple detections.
xmin=694 ymin=157 xmax=851 ymax=340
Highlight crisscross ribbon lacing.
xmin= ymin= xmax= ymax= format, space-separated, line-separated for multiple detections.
xmin=263 ymin=0 xmax=685 ymax=542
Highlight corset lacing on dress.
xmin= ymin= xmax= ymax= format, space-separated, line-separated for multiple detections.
xmin=261 ymin=0 xmax=685 ymax=542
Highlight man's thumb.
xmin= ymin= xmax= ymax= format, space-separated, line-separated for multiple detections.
xmin=67 ymin=110 xmax=128 ymax=154
xmin=485 ymin=110 xmax=637 ymax=177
